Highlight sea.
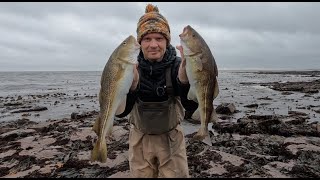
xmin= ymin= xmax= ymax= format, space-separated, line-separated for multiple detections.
xmin=0 ymin=70 xmax=319 ymax=128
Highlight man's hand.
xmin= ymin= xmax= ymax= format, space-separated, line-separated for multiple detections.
xmin=176 ymin=45 xmax=189 ymax=84
xmin=130 ymin=64 xmax=139 ymax=91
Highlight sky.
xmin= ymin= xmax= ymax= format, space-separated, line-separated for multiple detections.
xmin=1 ymin=2 xmax=320 ymax=71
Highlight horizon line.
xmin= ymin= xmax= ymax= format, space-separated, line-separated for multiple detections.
xmin=0 ymin=68 xmax=320 ymax=72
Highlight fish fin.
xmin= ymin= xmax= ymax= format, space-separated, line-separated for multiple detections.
xmin=213 ymin=77 xmax=219 ymax=99
xmin=106 ymin=123 xmax=113 ymax=137
xmin=191 ymin=108 xmax=200 ymax=121
xmin=210 ymin=108 xmax=219 ymax=123
xmin=91 ymin=137 xmax=107 ymax=163
xmin=115 ymin=97 xmax=127 ymax=115
xmin=193 ymin=126 xmax=209 ymax=142
xmin=194 ymin=56 xmax=203 ymax=71
xmin=92 ymin=116 xmax=100 ymax=134
xmin=192 ymin=106 xmax=218 ymax=123
xmin=201 ymin=131 xmax=213 ymax=146
xmin=187 ymin=89 xmax=198 ymax=102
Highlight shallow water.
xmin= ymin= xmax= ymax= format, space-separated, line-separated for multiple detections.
xmin=0 ymin=70 xmax=319 ymax=124
xmin=214 ymin=70 xmax=320 ymax=123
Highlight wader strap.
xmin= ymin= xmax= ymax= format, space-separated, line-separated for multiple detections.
xmin=129 ymin=64 xmax=181 ymax=135
xmin=165 ymin=65 xmax=174 ymax=97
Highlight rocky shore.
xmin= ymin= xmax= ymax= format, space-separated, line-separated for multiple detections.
xmin=1 ymin=70 xmax=320 ymax=178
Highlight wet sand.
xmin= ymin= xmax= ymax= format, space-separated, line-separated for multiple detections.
xmin=0 ymin=70 xmax=320 ymax=178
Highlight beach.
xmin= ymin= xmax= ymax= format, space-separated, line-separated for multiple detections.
xmin=1 ymin=70 xmax=320 ymax=178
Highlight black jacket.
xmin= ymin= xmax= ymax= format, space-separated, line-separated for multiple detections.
xmin=116 ymin=44 xmax=198 ymax=118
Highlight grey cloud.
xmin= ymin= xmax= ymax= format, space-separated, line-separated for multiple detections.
xmin=159 ymin=2 xmax=320 ymax=34
xmin=0 ymin=2 xmax=320 ymax=71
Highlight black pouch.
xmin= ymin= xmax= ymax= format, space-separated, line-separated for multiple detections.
xmin=135 ymin=97 xmax=176 ymax=134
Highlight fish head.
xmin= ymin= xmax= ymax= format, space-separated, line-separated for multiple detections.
xmin=179 ymin=25 xmax=203 ymax=56
xmin=116 ymin=35 xmax=141 ymax=64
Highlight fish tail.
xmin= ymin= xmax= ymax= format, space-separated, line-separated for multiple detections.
xmin=193 ymin=126 xmax=208 ymax=141
xmin=210 ymin=108 xmax=218 ymax=123
xmin=92 ymin=116 xmax=100 ymax=134
xmin=90 ymin=138 xmax=107 ymax=163
xmin=193 ymin=103 xmax=212 ymax=141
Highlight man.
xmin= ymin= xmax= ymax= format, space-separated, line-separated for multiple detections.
xmin=116 ymin=4 xmax=197 ymax=178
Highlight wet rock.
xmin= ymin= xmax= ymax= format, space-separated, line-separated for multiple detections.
xmin=22 ymin=113 xmax=31 ymax=117
xmin=15 ymin=135 xmax=64 ymax=159
xmin=219 ymin=115 xmax=232 ymax=120
xmin=255 ymin=71 xmax=320 ymax=76
xmin=0 ymin=127 xmax=17 ymax=134
xmin=288 ymin=111 xmax=308 ymax=116
xmin=70 ymin=128 xmax=95 ymax=142
xmin=4 ymin=102 xmax=23 ymax=106
xmin=290 ymin=164 xmax=320 ymax=178
xmin=3 ymin=165 xmax=41 ymax=178
xmin=11 ymin=106 xmax=48 ymax=113
xmin=1 ymin=102 xmax=320 ymax=178
xmin=202 ymin=162 xmax=227 ymax=175
xmin=216 ymin=103 xmax=237 ymax=114
xmin=0 ymin=129 xmax=36 ymax=141
xmin=259 ymin=78 xmax=320 ymax=94
xmin=257 ymin=96 xmax=273 ymax=100
xmin=0 ymin=150 xmax=16 ymax=159
xmin=0 ymin=167 xmax=10 ymax=177
xmin=244 ymin=104 xmax=259 ymax=108
xmin=15 ymin=118 xmax=38 ymax=127
xmin=256 ymin=118 xmax=282 ymax=130
xmin=281 ymin=91 xmax=294 ymax=95
xmin=247 ymin=114 xmax=276 ymax=121
xmin=37 ymin=163 xmax=60 ymax=175
xmin=212 ymin=122 xmax=239 ymax=134
xmin=70 ymin=113 xmax=78 ymax=119
xmin=283 ymin=117 xmax=306 ymax=125
xmin=61 ymin=159 xmax=90 ymax=170
xmin=285 ymin=144 xmax=320 ymax=156
xmin=212 ymin=114 xmax=320 ymax=138
xmin=71 ymin=110 xmax=98 ymax=120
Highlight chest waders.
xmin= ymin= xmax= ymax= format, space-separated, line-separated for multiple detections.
xmin=129 ymin=66 xmax=184 ymax=135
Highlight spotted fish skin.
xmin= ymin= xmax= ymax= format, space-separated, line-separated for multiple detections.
xmin=179 ymin=25 xmax=219 ymax=141
xmin=91 ymin=35 xmax=140 ymax=163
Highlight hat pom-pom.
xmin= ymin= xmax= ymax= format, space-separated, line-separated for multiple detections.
xmin=145 ymin=4 xmax=159 ymax=13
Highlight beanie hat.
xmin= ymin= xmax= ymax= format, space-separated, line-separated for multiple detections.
xmin=136 ymin=4 xmax=171 ymax=44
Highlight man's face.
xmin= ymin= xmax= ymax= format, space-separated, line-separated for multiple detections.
xmin=140 ymin=33 xmax=167 ymax=62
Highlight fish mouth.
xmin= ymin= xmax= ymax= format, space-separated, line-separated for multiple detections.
xmin=179 ymin=26 xmax=189 ymax=38
xmin=129 ymin=35 xmax=141 ymax=49
xmin=179 ymin=27 xmax=188 ymax=37
xmin=134 ymin=40 xmax=141 ymax=49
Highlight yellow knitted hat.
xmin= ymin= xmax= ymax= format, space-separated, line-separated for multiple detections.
xmin=136 ymin=4 xmax=171 ymax=44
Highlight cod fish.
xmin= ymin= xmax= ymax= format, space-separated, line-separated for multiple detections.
xmin=179 ymin=25 xmax=219 ymax=142
xmin=91 ymin=35 xmax=140 ymax=163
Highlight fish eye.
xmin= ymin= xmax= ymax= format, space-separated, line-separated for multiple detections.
xmin=192 ymin=34 xmax=196 ymax=37
xmin=123 ymin=41 xmax=127 ymax=45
